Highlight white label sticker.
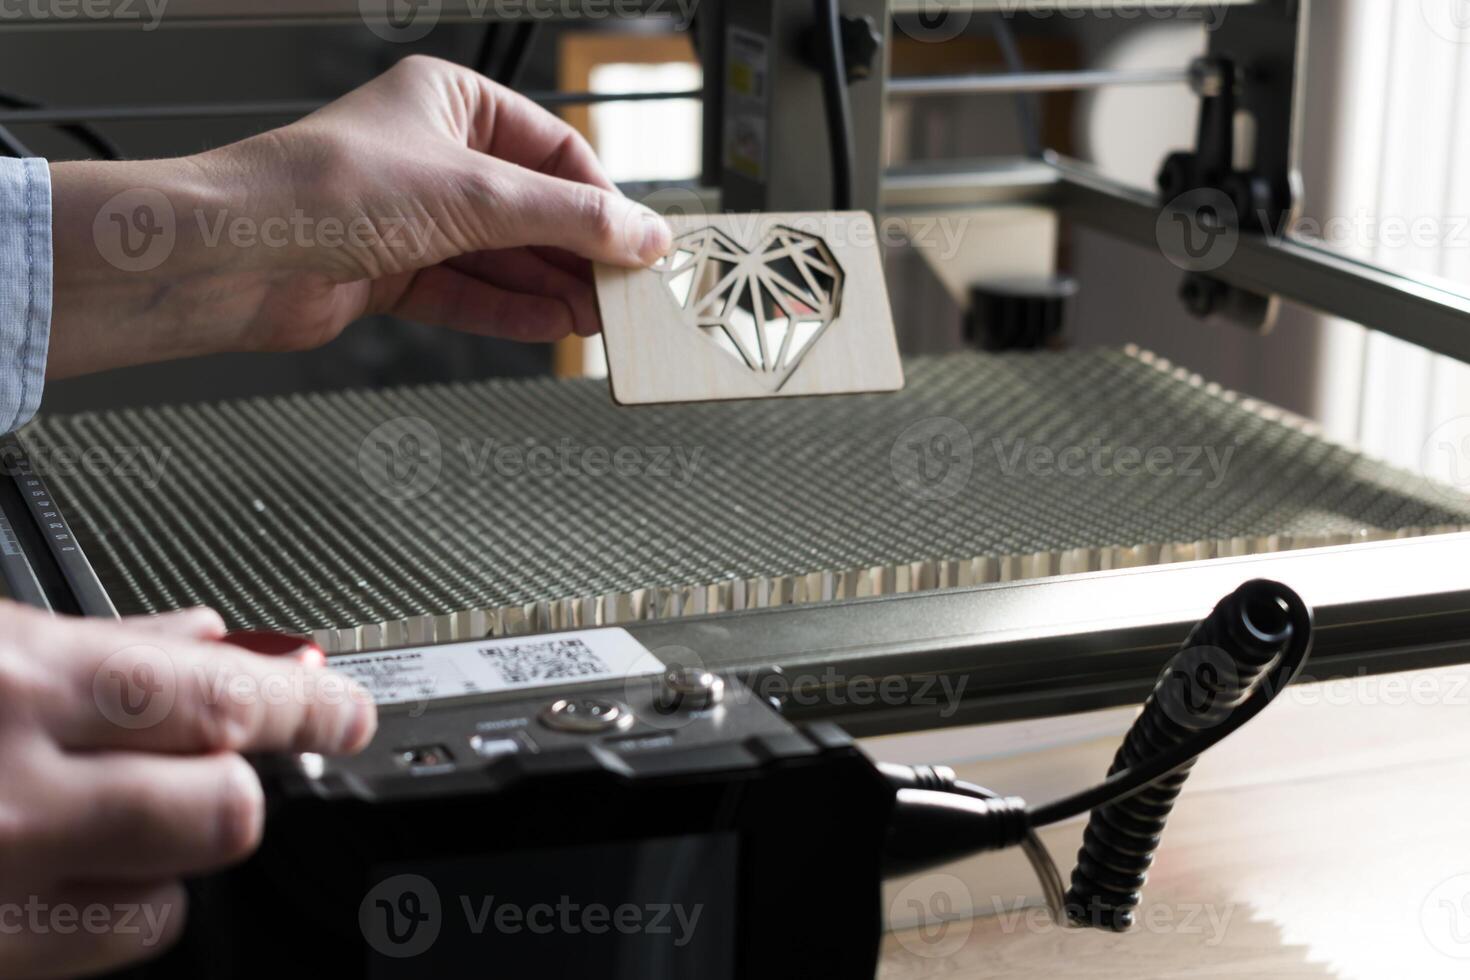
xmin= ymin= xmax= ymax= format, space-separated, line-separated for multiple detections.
xmin=331 ymin=628 xmax=664 ymax=707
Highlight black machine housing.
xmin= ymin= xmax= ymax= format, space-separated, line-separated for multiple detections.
xmin=128 ymin=667 xmax=897 ymax=980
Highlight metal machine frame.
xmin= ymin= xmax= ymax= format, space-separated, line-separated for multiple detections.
xmin=3 ymin=1 xmax=1451 ymax=350
xmin=3 ymin=1 xmax=1470 ymax=738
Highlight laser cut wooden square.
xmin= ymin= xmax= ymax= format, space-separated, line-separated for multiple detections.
xmin=595 ymin=211 xmax=905 ymax=405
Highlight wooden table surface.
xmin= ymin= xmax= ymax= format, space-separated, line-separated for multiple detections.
xmin=878 ymin=666 xmax=1470 ymax=979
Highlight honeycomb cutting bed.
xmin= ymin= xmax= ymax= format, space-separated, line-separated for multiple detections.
xmin=22 ymin=348 xmax=1470 ymax=652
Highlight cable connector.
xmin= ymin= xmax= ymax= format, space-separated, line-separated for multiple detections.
xmin=879 ymin=764 xmax=1031 ymax=878
xmin=883 ymin=788 xmax=1030 ymax=878
xmin=876 ymin=766 xmax=1079 ymax=916
xmin=875 ymin=761 xmax=958 ymax=792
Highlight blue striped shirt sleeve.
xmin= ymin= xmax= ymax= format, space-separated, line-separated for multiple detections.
xmin=0 ymin=157 xmax=51 ymax=435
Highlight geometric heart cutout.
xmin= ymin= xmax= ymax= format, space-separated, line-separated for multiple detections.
xmin=593 ymin=210 xmax=903 ymax=405
xmin=653 ymin=226 xmax=845 ymax=392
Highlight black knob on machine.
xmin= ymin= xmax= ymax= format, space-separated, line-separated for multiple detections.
xmin=801 ymin=13 xmax=884 ymax=83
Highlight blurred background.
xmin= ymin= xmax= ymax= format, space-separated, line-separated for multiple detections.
xmin=6 ymin=1 xmax=1466 ymax=477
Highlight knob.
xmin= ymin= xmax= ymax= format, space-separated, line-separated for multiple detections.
xmin=839 ymin=14 xmax=883 ymax=82
xmin=965 ymin=275 xmax=1078 ymax=352
xmin=540 ymin=697 xmax=635 ymax=734
xmin=655 ymin=667 xmax=726 ymax=714
xmin=1187 ymin=56 xmax=1227 ymax=99
xmin=802 ymin=14 xmax=884 ymax=83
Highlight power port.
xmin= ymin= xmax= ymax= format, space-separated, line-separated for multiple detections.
xmin=394 ymin=744 xmax=454 ymax=771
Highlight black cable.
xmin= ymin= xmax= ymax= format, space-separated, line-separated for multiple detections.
xmin=0 ymin=91 xmax=122 ymax=160
xmin=474 ymin=22 xmax=503 ymax=75
xmin=990 ymin=15 xmax=1042 ymax=158
xmin=952 ymin=779 xmax=1066 ymax=918
xmin=0 ymin=124 xmax=31 ymax=158
xmin=1049 ymin=580 xmax=1313 ymax=931
xmin=877 ymin=763 xmax=1064 ymax=916
xmin=878 ymin=580 xmax=1313 ymax=917
xmin=884 ymin=787 xmax=1031 ymax=877
xmin=811 ymin=0 xmax=855 ymax=210
xmin=1029 ymin=581 xmax=1312 ymax=829
xmin=476 ymin=21 xmax=537 ymax=89
xmin=496 ymin=22 xmax=538 ymax=89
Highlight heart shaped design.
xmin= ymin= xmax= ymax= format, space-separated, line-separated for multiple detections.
xmin=653 ymin=225 xmax=845 ymax=390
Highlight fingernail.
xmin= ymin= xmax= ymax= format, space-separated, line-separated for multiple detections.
xmin=135 ymin=607 xmax=227 ymax=637
xmin=221 ymin=755 xmax=265 ymax=857
xmin=334 ymin=682 xmax=378 ymax=754
xmin=172 ymin=606 xmax=222 ymax=621
xmin=639 ymin=210 xmax=673 ymax=265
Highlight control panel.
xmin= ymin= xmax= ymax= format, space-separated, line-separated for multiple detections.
xmin=275 ymin=639 xmax=803 ymax=799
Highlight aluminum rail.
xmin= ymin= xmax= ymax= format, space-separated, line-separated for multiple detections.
xmin=0 ymin=71 xmax=1163 ymax=126
xmin=888 ymin=67 xmax=1190 ymax=96
xmin=891 ymin=0 xmax=1260 ymax=9
xmin=871 ymin=156 xmax=1470 ymax=366
xmin=14 ymin=140 xmax=1442 ymax=360
xmin=0 ymin=0 xmax=691 ymax=30
xmin=1049 ymin=154 xmax=1470 ymax=365
xmin=621 ymin=532 xmax=1470 ymax=737
xmin=882 ymin=158 xmax=1060 ymax=210
xmin=0 ymin=0 xmax=1262 ymax=29
xmin=0 ymin=89 xmax=703 ymax=125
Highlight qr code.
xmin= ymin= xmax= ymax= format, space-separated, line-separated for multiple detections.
xmin=480 ymin=638 xmax=612 ymax=685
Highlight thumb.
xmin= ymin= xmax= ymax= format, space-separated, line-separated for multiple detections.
xmin=121 ymin=607 xmax=228 ymax=641
xmin=479 ymin=162 xmax=673 ymax=268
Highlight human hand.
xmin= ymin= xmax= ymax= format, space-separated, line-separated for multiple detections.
xmin=0 ymin=601 xmax=377 ymax=978
xmin=47 ymin=55 xmax=674 ymax=377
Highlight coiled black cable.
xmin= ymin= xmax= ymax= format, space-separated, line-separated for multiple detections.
xmin=1062 ymin=579 xmax=1311 ymax=930
xmin=879 ymin=579 xmax=1313 ymax=929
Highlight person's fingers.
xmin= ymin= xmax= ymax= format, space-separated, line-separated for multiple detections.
xmin=43 ymin=752 xmax=262 ymax=881
xmin=532 ymin=246 xmax=594 ymax=282
xmin=461 ymin=156 xmax=672 ymax=267
xmin=367 ymin=56 xmax=616 ymax=190
xmin=450 ymin=249 xmax=601 ymax=337
xmin=459 ymin=68 xmax=619 ymax=191
xmin=392 ymin=264 xmax=578 ymax=342
xmin=54 ymin=626 xmax=376 ymax=756
xmin=0 ymin=880 xmax=186 ymax=980
xmin=121 ymin=608 xmax=227 ymax=641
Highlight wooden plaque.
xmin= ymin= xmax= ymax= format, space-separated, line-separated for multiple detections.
xmin=594 ymin=211 xmax=905 ymax=405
